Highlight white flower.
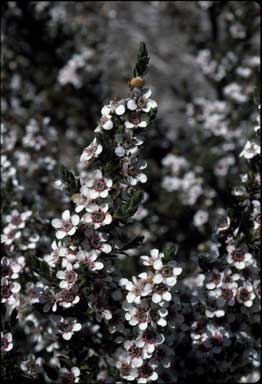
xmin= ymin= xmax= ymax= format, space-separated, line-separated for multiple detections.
xmin=77 ymin=250 xmax=104 ymax=271
xmin=114 ymin=132 xmax=143 ymax=157
xmin=237 ymin=283 xmax=256 ymax=307
xmin=20 ymin=354 xmax=43 ymax=378
xmin=58 ymin=318 xmax=82 ymax=340
xmin=71 ymin=193 xmax=92 ymax=213
xmin=83 ymin=229 xmax=112 ymax=255
xmin=122 ymin=157 xmax=147 ymax=186
xmin=125 ymin=112 xmax=148 ymax=129
xmin=152 ymin=260 xmax=182 ymax=287
xmin=97 ymin=114 xmax=113 ymax=131
xmin=226 ymin=245 xmax=253 ymax=270
xmin=216 ymin=283 xmax=238 ymax=307
xmin=151 ymin=283 xmax=172 ymax=304
xmin=1 ymin=257 xmax=21 ymax=279
xmin=251 ymin=200 xmax=260 ymax=230
xmin=58 ymin=287 xmax=80 ymax=308
xmin=1 ymin=225 xmax=21 ymax=246
xmin=82 ymin=204 xmax=112 ymax=229
xmin=44 ymin=241 xmax=69 ymax=267
xmin=59 ymin=367 xmax=80 ymax=383
xmin=204 ymin=324 xmax=231 ymax=354
xmin=135 ymin=88 xmax=157 ymax=113
xmin=124 ymin=301 xmax=150 ymax=330
xmin=5 ymin=209 xmax=31 ymax=229
xmin=52 ymin=210 xmax=80 ymax=239
xmin=136 ymin=329 xmax=165 ymax=354
xmin=56 ymin=263 xmax=78 ymax=289
xmin=205 ymin=269 xmax=224 ymax=290
xmin=240 ymin=140 xmax=260 ymax=159
xmin=124 ymin=340 xmax=151 ymax=368
xmin=141 ymin=249 xmax=164 ymax=268
xmin=101 ymin=99 xmax=126 ymax=116
xmin=116 ymin=354 xmax=138 ymax=381
xmin=80 ymin=138 xmax=103 ymax=164
xmin=193 ymin=210 xmax=209 ymax=227
xmin=1 ymin=332 xmax=13 ymax=352
xmin=120 ymin=273 xmax=152 ymax=304
xmin=80 ymin=169 xmax=112 ymax=199
xmin=137 ymin=364 xmax=158 ymax=383
xmin=1 ymin=278 xmax=21 ymax=305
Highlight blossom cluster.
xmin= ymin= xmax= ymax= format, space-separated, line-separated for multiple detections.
xmin=1 ymin=3 xmax=260 ymax=382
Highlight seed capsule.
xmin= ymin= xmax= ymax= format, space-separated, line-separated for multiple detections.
xmin=128 ymin=76 xmax=145 ymax=89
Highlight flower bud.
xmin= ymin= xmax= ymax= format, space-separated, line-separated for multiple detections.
xmin=128 ymin=76 xmax=145 ymax=89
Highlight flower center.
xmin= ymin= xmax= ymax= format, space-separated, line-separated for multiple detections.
xmin=94 ymin=179 xmax=106 ymax=192
xmin=222 ymin=288 xmax=234 ymax=301
xmin=240 ymin=288 xmax=250 ymax=301
xmin=232 ymin=250 xmax=244 ymax=262
xmin=65 ymin=271 xmax=76 ymax=283
xmin=63 ymin=221 xmax=73 ymax=232
xmin=212 ymin=334 xmax=224 ymax=346
xmin=2 ymin=266 xmax=12 ymax=277
xmin=1 ymin=338 xmax=8 ymax=350
xmin=1 ymin=286 xmax=12 ymax=298
xmin=92 ymin=210 xmax=106 ymax=224
xmin=11 ymin=215 xmax=22 ymax=226
xmin=161 ymin=267 xmax=172 ymax=277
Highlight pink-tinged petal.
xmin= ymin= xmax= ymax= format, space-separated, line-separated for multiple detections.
xmin=125 ymin=121 xmax=134 ymax=129
xmin=162 ymin=291 xmax=172 ymax=301
xmin=71 ymin=215 xmax=80 ymax=226
xmin=152 ymin=293 xmax=161 ymax=303
xmin=132 ymin=357 xmax=143 ymax=367
xmin=153 ymin=259 xmax=163 ymax=270
xmin=68 ymin=227 xmax=76 ymax=236
xmin=101 ymin=243 xmax=112 ymax=253
xmin=144 ymin=89 xmax=152 ymax=99
xmin=63 ymin=332 xmax=72 ymax=340
xmin=129 ymin=318 xmax=138 ymax=326
xmin=52 ymin=219 xmax=62 ymax=229
xmin=115 ymin=146 xmax=126 ymax=157
xmin=12 ymin=282 xmax=21 ymax=293
xmin=96 ymin=144 xmax=103 ymax=155
xmin=73 ymin=296 xmax=80 ymax=304
xmin=101 ymin=105 xmax=111 ymax=116
xmin=153 ymin=274 xmax=163 ymax=284
xmin=62 ymin=210 xmax=70 ymax=221
xmin=173 ymin=267 xmax=182 ymax=275
xmin=138 ymin=174 xmax=147 ymax=183
xmin=166 ymin=277 xmax=177 ymax=287
xmin=127 ymin=292 xmax=136 ymax=303
xmin=6 ymin=343 xmax=13 ymax=351
xmin=73 ymin=323 xmax=82 ymax=332
xmin=94 ymin=261 xmax=104 ymax=270
xmin=71 ymin=367 xmax=80 ymax=377
xmin=115 ymin=104 xmax=125 ymax=115
xmin=236 ymin=262 xmax=245 ymax=270
xmin=103 ymin=119 xmax=113 ymax=130
xmin=82 ymin=213 xmax=92 ymax=223
xmin=127 ymin=99 xmax=137 ymax=111
xmin=139 ymin=322 xmax=148 ymax=331
xmin=100 ymin=190 xmax=108 ymax=198
xmin=104 ymin=214 xmax=112 ymax=225
xmin=56 ymin=230 xmax=66 ymax=239
xmin=56 ymin=271 xmax=65 ymax=279
xmin=150 ymin=249 xmax=159 ymax=259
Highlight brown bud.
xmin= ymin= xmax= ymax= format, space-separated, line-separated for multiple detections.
xmin=128 ymin=76 xmax=145 ymax=89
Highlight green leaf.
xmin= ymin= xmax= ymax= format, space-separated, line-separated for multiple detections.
xmin=114 ymin=191 xmax=144 ymax=220
xmin=163 ymin=243 xmax=177 ymax=259
xmin=55 ymin=162 xmax=80 ymax=195
xmin=133 ymin=42 xmax=150 ymax=77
